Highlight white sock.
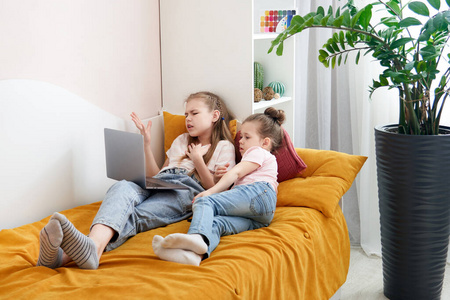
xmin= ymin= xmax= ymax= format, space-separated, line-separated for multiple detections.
xmin=52 ymin=212 xmax=99 ymax=270
xmin=161 ymin=233 xmax=208 ymax=255
xmin=152 ymin=235 xmax=202 ymax=266
xmin=37 ymin=218 xmax=63 ymax=269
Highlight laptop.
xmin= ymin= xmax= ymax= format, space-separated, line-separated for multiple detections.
xmin=104 ymin=128 xmax=189 ymax=190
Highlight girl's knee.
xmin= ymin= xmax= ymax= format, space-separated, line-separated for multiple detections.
xmin=192 ymin=196 xmax=212 ymax=210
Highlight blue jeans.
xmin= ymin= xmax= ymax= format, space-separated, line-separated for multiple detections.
xmin=92 ymin=169 xmax=204 ymax=251
xmin=188 ymin=182 xmax=276 ymax=258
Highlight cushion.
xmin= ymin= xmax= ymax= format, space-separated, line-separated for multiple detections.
xmin=234 ymin=127 xmax=307 ymax=182
xmin=163 ymin=111 xmax=237 ymax=154
xmin=277 ymin=148 xmax=367 ymax=217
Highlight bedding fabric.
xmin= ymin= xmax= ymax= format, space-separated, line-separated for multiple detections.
xmin=0 ymin=197 xmax=350 ymax=300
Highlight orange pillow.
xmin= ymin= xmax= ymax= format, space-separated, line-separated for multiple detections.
xmin=163 ymin=111 xmax=237 ymax=154
xmin=277 ymin=148 xmax=367 ymax=217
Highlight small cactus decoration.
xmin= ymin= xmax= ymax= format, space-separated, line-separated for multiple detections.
xmin=254 ymin=62 xmax=264 ymax=90
xmin=268 ymin=81 xmax=285 ymax=97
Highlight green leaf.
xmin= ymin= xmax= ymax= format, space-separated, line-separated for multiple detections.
xmin=276 ymin=42 xmax=284 ymax=56
xmin=338 ymin=54 xmax=342 ymax=66
xmin=331 ymin=55 xmax=337 ymax=68
xmin=405 ymin=61 xmax=415 ymax=71
xmin=409 ymin=1 xmax=430 ymax=17
xmin=342 ymin=10 xmax=351 ymax=27
xmin=398 ymin=17 xmax=422 ymax=27
xmin=339 ymin=31 xmax=345 ymax=49
xmin=321 ymin=15 xmax=330 ymax=26
xmin=326 ymin=44 xmax=335 ymax=54
xmin=360 ymin=4 xmax=373 ymax=30
xmin=333 ymin=15 xmax=344 ymax=27
xmin=427 ymin=0 xmax=440 ymax=10
xmin=346 ymin=31 xmax=355 ymax=47
xmin=390 ymin=37 xmax=415 ymax=49
xmin=317 ymin=6 xmax=325 ymax=16
xmin=350 ymin=8 xmax=364 ymax=28
xmin=419 ymin=45 xmax=437 ymax=59
xmin=447 ymin=0 xmax=450 ymax=8
xmin=331 ymin=41 xmax=340 ymax=52
xmin=319 ymin=49 xmax=329 ymax=58
xmin=305 ymin=16 xmax=315 ymax=26
xmin=387 ymin=1 xmax=401 ymax=15
xmin=290 ymin=15 xmax=305 ymax=26
xmin=380 ymin=75 xmax=389 ymax=86
xmin=356 ymin=51 xmax=361 ymax=64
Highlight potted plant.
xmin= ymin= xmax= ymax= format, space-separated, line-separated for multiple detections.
xmin=269 ymin=1 xmax=450 ymax=299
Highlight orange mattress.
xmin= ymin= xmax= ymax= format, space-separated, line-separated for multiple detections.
xmin=0 ymin=200 xmax=349 ymax=299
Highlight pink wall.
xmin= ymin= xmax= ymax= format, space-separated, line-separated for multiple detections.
xmin=0 ymin=0 xmax=161 ymax=119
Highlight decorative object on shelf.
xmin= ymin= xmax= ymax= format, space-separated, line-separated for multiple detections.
xmin=262 ymin=86 xmax=274 ymax=100
xmin=269 ymin=1 xmax=450 ymax=299
xmin=259 ymin=10 xmax=296 ymax=33
xmin=254 ymin=62 xmax=264 ymax=90
xmin=274 ymin=93 xmax=280 ymax=99
xmin=254 ymin=88 xmax=263 ymax=103
xmin=268 ymin=81 xmax=285 ymax=97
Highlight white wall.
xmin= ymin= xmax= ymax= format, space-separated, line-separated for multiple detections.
xmin=0 ymin=0 xmax=161 ymax=119
xmin=0 ymin=0 xmax=163 ymax=229
xmin=0 ymin=80 xmax=165 ymax=230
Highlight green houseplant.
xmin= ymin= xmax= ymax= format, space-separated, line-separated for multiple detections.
xmin=269 ymin=0 xmax=450 ymax=135
xmin=269 ymin=1 xmax=450 ymax=299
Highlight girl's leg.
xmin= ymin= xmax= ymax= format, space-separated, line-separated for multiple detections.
xmin=98 ymin=174 xmax=202 ymax=251
xmin=161 ymin=183 xmax=276 ymax=257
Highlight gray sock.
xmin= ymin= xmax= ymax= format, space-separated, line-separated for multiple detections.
xmin=52 ymin=212 xmax=99 ymax=270
xmin=37 ymin=218 xmax=63 ymax=268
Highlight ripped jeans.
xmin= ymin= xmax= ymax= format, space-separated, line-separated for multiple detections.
xmin=92 ymin=169 xmax=204 ymax=251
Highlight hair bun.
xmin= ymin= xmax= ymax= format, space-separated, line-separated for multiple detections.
xmin=264 ymin=107 xmax=285 ymax=126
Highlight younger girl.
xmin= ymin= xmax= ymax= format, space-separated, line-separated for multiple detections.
xmin=36 ymin=92 xmax=236 ymax=270
xmin=152 ymin=107 xmax=285 ymax=266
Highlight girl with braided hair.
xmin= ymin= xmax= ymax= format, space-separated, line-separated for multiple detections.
xmin=36 ymin=91 xmax=236 ymax=270
xmin=153 ymin=107 xmax=285 ymax=266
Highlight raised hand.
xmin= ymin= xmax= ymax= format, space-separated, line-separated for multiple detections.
xmin=185 ymin=143 xmax=210 ymax=164
xmin=131 ymin=112 xmax=152 ymax=144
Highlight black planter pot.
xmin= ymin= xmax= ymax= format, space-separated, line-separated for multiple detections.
xmin=375 ymin=124 xmax=450 ymax=300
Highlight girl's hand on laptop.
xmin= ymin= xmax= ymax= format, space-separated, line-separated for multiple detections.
xmin=131 ymin=112 xmax=152 ymax=144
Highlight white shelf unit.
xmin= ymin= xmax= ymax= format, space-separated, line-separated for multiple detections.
xmin=252 ymin=0 xmax=296 ymax=141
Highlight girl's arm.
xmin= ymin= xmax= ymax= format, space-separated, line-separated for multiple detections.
xmin=131 ymin=112 xmax=161 ymax=177
xmin=193 ymin=161 xmax=259 ymax=200
xmin=186 ymin=144 xmax=216 ymax=189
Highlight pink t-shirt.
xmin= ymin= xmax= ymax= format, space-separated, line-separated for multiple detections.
xmin=161 ymin=133 xmax=236 ymax=174
xmin=234 ymin=146 xmax=278 ymax=192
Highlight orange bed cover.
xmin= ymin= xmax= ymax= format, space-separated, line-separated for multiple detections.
xmin=0 ymin=201 xmax=349 ymax=299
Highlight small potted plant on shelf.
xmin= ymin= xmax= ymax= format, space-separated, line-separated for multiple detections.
xmin=269 ymin=1 xmax=450 ymax=299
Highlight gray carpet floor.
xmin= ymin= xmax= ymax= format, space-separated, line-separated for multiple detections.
xmin=341 ymin=247 xmax=450 ymax=300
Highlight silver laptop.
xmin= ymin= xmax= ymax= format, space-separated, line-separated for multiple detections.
xmin=104 ymin=128 xmax=188 ymax=190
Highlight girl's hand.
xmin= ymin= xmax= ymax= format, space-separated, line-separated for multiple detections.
xmin=214 ymin=163 xmax=230 ymax=183
xmin=131 ymin=112 xmax=152 ymax=144
xmin=186 ymin=143 xmax=210 ymax=164
xmin=193 ymin=190 xmax=213 ymax=203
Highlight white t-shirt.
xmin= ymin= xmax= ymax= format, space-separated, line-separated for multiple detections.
xmin=161 ymin=133 xmax=236 ymax=174
xmin=234 ymin=146 xmax=278 ymax=192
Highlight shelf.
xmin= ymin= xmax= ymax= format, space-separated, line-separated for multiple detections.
xmin=253 ymin=33 xmax=280 ymax=40
xmin=253 ymin=96 xmax=292 ymax=111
